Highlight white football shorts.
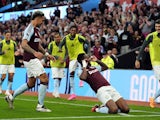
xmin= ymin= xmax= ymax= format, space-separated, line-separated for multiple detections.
xmin=23 ymin=58 xmax=45 ymax=78
xmin=0 ymin=64 xmax=15 ymax=74
xmin=96 ymin=86 xmax=122 ymax=106
xmin=69 ymin=60 xmax=78 ymax=73
xmin=51 ymin=67 xmax=65 ymax=78
xmin=153 ymin=65 xmax=160 ymax=80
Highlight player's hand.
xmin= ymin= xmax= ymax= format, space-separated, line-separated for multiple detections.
xmin=47 ymin=54 xmax=56 ymax=61
xmin=90 ymin=55 xmax=98 ymax=62
xmin=135 ymin=60 xmax=140 ymax=68
xmin=34 ymin=51 xmax=44 ymax=59
xmin=58 ymin=49 xmax=63 ymax=52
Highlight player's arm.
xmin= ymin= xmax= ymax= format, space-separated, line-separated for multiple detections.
xmin=21 ymin=39 xmax=36 ymax=54
xmin=48 ymin=42 xmax=59 ymax=60
xmin=38 ymin=43 xmax=56 ymax=61
xmin=79 ymin=67 xmax=88 ymax=80
xmin=135 ymin=35 xmax=152 ymax=68
xmin=0 ymin=42 xmax=4 ymax=55
xmin=38 ymin=42 xmax=46 ymax=54
xmin=63 ymin=45 xmax=68 ymax=61
xmin=136 ymin=35 xmax=152 ymax=61
xmin=21 ymin=27 xmax=37 ymax=55
xmin=13 ymin=41 xmax=18 ymax=52
xmin=78 ymin=35 xmax=91 ymax=55
xmin=58 ymin=37 xmax=66 ymax=51
xmin=91 ymin=55 xmax=108 ymax=71
xmin=48 ymin=42 xmax=53 ymax=54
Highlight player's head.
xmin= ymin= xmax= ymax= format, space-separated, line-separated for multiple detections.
xmin=69 ymin=25 xmax=78 ymax=36
xmin=31 ymin=11 xmax=45 ymax=26
xmin=54 ymin=32 xmax=61 ymax=43
xmin=77 ymin=53 xmax=90 ymax=67
xmin=4 ymin=31 xmax=11 ymax=40
xmin=155 ymin=19 xmax=160 ymax=33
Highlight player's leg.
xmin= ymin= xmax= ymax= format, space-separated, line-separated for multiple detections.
xmin=5 ymin=77 xmax=36 ymax=109
xmin=6 ymin=73 xmax=14 ymax=95
xmin=115 ymin=98 xmax=130 ymax=113
xmin=0 ymin=74 xmax=6 ymax=94
xmin=95 ymin=86 xmax=118 ymax=114
xmin=13 ymin=77 xmax=36 ymax=99
xmin=68 ymin=60 xmax=77 ymax=100
xmin=37 ymin=73 xmax=51 ymax=112
xmin=110 ymin=86 xmax=130 ymax=113
xmin=6 ymin=65 xmax=15 ymax=95
xmin=27 ymin=58 xmax=51 ymax=112
xmin=52 ymin=68 xmax=64 ymax=98
xmin=52 ymin=78 xmax=60 ymax=98
xmin=0 ymin=65 xmax=7 ymax=94
xmin=150 ymin=66 xmax=160 ymax=108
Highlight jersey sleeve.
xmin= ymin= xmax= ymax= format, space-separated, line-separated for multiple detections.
xmin=48 ymin=42 xmax=53 ymax=54
xmin=95 ymin=65 xmax=102 ymax=72
xmin=78 ymin=35 xmax=86 ymax=42
xmin=22 ymin=24 xmax=34 ymax=42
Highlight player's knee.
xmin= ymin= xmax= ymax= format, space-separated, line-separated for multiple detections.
xmin=27 ymin=83 xmax=35 ymax=88
xmin=27 ymin=78 xmax=36 ymax=88
xmin=109 ymin=107 xmax=118 ymax=114
xmin=40 ymin=81 xmax=48 ymax=86
xmin=8 ymin=78 xmax=13 ymax=82
xmin=121 ymin=107 xmax=130 ymax=113
xmin=1 ymin=75 xmax=6 ymax=80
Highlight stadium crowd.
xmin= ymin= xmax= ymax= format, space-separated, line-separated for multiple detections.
xmin=0 ymin=0 xmax=160 ymax=69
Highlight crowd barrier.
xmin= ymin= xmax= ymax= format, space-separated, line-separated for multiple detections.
xmin=1 ymin=68 xmax=159 ymax=102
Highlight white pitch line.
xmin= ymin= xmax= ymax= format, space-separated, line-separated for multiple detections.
xmin=1 ymin=114 xmax=160 ymax=120
xmin=0 ymin=96 xmax=160 ymax=119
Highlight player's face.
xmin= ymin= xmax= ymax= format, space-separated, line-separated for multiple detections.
xmin=36 ymin=16 xmax=45 ymax=27
xmin=54 ymin=34 xmax=61 ymax=42
xmin=70 ymin=28 xmax=77 ymax=36
xmin=83 ymin=54 xmax=90 ymax=63
xmin=155 ymin=23 xmax=160 ymax=33
xmin=5 ymin=33 xmax=11 ymax=40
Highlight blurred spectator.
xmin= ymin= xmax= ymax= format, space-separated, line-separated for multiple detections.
xmin=110 ymin=47 xmax=119 ymax=69
xmin=91 ymin=36 xmax=104 ymax=60
xmin=99 ymin=0 xmax=108 ymax=15
xmin=118 ymin=27 xmax=133 ymax=54
xmin=54 ymin=6 xmax=61 ymax=18
xmin=131 ymin=30 xmax=144 ymax=49
xmin=101 ymin=50 xmax=114 ymax=69
xmin=106 ymin=28 xmax=118 ymax=50
xmin=139 ymin=16 xmax=155 ymax=37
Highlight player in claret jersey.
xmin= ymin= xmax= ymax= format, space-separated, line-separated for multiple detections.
xmin=77 ymin=53 xmax=129 ymax=114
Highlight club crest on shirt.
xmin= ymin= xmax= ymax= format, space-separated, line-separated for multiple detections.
xmin=88 ymin=68 xmax=98 ymax=75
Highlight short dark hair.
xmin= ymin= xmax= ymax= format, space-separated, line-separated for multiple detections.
xmin=155 ymin=19 xmax=160 ymax=24
xmin=70 ymin=25 xmax=78 ymax=30
xmin=31 ymin=11 xmax=44 ymax=20
xmin=77 ymin=53 xmax=85 ymax=65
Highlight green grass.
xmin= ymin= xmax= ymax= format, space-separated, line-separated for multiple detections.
xmin=0 ymin=94 xmax=160 ymax=120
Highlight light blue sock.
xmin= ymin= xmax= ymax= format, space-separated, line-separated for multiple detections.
xmin=7 ymin=81 xmax=12 ymax=91
xmin=13 ymin=83 xmax=29 ymax=99
xmin=96 ymin=106 xmax=109 ymax=114
xmin=70 ymin=77 xmax=75 ymax=94
xmin=154 ymin=89 xmax=160 ymax=99
xmin=38 ymin=84 xmax=47 ymax=105
xmin=54 ymin=79 xmax=59 ymax=93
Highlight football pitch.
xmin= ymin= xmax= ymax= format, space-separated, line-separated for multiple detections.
xmin=0 ymin=94 xmax=160 ymax=120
